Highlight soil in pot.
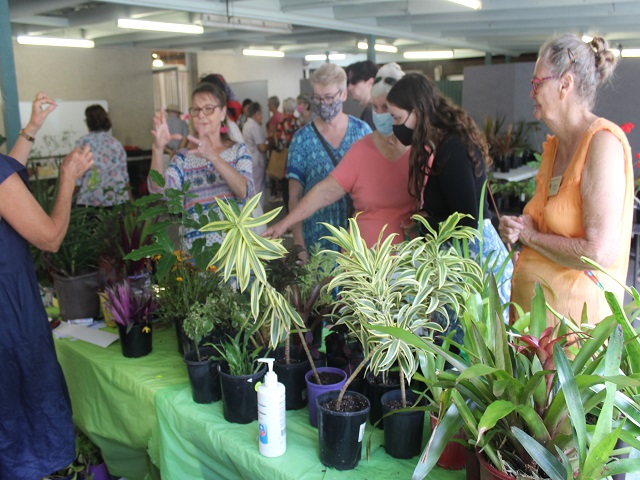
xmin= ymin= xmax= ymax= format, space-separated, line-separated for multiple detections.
xmin=317 ymin=390 xmax=370 ymax=470
xmin=274 ymin=350 xmax=326 ymax=411
xmin=305 ymin=367 xmax=347 ymax=428
xmin=365 ymin=370 xmax=400 ymax=429
xmin=381 ymin=389 xmax=425 ymax=459
xmin=183 ymin=346 xmax=222 ymax=404
xmin=219 ymin=363 xmax=266 ymax=424
xmin=430 ymin=414 xmax=467 ymax=469
xmin=117 ymin=323 xmax=152 ymax=358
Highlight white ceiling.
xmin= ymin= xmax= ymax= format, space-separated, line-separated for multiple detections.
xmin=9 ymin=0 xmax=640 ymax=64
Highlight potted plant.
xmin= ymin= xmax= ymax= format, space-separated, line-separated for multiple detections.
xmin=200 ymin=193 xmax=338 ymax=409
xmin=75 ymin=429 xmax=109 ymax=480
xmin=316 ymin=212 xmax=483 ymax=467
xmin=410 ymin=275 xmax=640 ymax=480
xmin=46 ymin=205 xmax=102 ymax=320
xmin=211 ymin=326 xmax=268 ymax=424
xmin=104 ymin=279 xmax=156 ymax=358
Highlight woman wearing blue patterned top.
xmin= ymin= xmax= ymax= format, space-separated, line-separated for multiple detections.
xmin=148 ymin=82 xmax=253 ymax=250
xmin=76 ymin=104 xmax=132 ymax=206
xmin=286 ymin=63 xmax=371 ymax=258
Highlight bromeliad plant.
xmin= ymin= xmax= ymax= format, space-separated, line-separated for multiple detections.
xmin=321 ymin=212 xmax=483 ymax=410
xmin=104 ymin=279 xmax=156 ymax=331
xmin=410 ymin=271 xmax=640 ymax=480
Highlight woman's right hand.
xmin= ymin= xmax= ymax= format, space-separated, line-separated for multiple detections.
xmin=60 ymin=146 xmax=94 ymax=182
xmin=499 ymin=215 xmax=524 ymax=245
xmin=26 ymin=92 xmax=58 ymax=134
xmin=151 ymin=111 xmax=181 ymax=150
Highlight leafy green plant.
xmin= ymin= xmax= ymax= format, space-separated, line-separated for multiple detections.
xmin=321 ymin=212 xmax=483 ymax=409
xmin=211 ymin=326 xmax=266 ymax=376
xmin=75 ymin=428 xmax=103 ymax=467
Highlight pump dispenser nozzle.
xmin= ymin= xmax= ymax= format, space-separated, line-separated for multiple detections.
xmin=258 ymin=358 xmax=277 ymax=388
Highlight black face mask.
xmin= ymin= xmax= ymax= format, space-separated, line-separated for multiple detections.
xmin=393 ymin=122 xmax=414 ymax=146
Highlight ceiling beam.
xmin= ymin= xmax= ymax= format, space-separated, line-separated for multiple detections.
xmin=8 ymin=0 xmax=84 ymax=19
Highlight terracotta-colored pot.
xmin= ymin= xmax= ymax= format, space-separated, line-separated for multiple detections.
xmin=477 ymin=448 xmax=515 ymax=480
xmin=430 ymin=414 xmax=466 ymax=470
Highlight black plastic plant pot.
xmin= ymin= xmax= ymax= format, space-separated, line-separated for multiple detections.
xmin=54 ymin=271 xmax=100 ymax=321
xmin=219 ymin=363 xmax=266 ymax=424
xmin=117 ymin=322 xmax=152 ymax=358
xmin=317 ymin=390 xmax=370 ymax=470
xmin=274 ymin=350 xmax=326 ymax=411
xmin=183 ymin=346 xmax=222 ymax=404
xmin=305 ymin=367 xmax=347 ymax=427
xmin=365 ymin=370 xmax=400 ymax=429
xmin=381 ymin=389 xmax=425 ymax=459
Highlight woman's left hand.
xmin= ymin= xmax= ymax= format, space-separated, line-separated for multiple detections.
xmin=187 ymin=134 xmax=217 ymax=162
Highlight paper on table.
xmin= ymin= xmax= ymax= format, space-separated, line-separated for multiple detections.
xmin=53 ymin=322 xmax=119 ymax=348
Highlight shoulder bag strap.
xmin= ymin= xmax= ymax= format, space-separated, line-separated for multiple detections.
xmin=310 ymin=121 xmax=339 ymax=167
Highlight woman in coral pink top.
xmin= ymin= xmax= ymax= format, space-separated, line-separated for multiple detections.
xmin=499 ymin=34 xmax=634 ymax=324
xmin=263 ymin=63 xmax=413 ymax=249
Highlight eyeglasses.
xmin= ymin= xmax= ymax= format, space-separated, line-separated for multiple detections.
xmin=373 ymin=76 xmax=398 ymax=86
xmin=311 ymin=90 xmax=342 ymax=104
xmin=188 ymin=104 xmax=221 ymax=117
xmin=531 ymin=75 xmax=557 ymax=94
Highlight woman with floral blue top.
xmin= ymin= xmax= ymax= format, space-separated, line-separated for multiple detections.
xmin=76 ymin=104 xmax=132 ymax=206
xmin=148 ymin=82 xmax=254 ymax=249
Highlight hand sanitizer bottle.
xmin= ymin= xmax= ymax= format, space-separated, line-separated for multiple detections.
xmin=257 ymin=358 xmax=286 ymax=457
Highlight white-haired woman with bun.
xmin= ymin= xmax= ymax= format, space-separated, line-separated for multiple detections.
xmin=499 ymin=34 xmax=633 ymax=324
xmin=264 ymin=62 xmax=413 ymax=248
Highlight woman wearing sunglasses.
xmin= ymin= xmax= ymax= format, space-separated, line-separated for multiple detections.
xmin=386 ymin=72 xmax=513 ymax=325
xmin=263 ymin=62 xmax=413 ymax=250
xmin=148 ymin=81 xmax=254 ymax=249
xmin=499 ymin=34 xmax=633 ymax=324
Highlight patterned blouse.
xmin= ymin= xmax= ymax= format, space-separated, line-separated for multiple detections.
xmin=75 ymin=131 xmax=130 ymax=206
xmin=149 ymin=143 xmax=254 ymax=250
xmin=286 ymin=116 xmax=371 ymax=252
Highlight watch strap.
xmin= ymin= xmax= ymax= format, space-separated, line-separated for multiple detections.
xmin=19 ymin=129 xmax=36 ymax=142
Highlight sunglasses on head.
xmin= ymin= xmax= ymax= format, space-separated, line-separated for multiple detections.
xmin=373 ymin=76 xmax=398 ymax=86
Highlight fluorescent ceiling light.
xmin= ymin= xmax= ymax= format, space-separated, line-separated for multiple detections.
xmin=610 ymin=48 xmax=621 ymax=57
xmin=16 ymin=36 xmax=94 ymax=48
xmin=404 ymin=50 xmax=454 ymax=59
xmin=446 ymin=0 xmax=482 ymax=9
xmin=357 ymin=42 xmax=398 ymax=53
xmin=621 ymin=49 xmax=640 ymax=57
xmin=242 ymin=49 xmax=285 ymax=57
xmin=117 ymin=19 xmax=203 ymax=34
xmin=152 ymin=58 xmax=164 ymax=67
xmin=305 ymin=53 xmax=345 ymax=61
xmin=201 ymin=14 xmax=292 ymax=34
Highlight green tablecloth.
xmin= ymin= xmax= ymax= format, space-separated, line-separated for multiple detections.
xmin=54 ymin=324 xmax=189 ymax=480
xmin=55 ymin=324 xmax=466 ymax=480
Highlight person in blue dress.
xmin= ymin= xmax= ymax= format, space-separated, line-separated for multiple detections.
xmin=286 ymin=62 xmax=371 ymax=260
xmin=0 ymin=92 xmax=94 ymax=479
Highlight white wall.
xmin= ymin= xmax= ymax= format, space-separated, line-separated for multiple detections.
xmin=196 ymin=53 xmax=304 ymax=109
xmin=9 ymin=42 xmax=155 ymax=149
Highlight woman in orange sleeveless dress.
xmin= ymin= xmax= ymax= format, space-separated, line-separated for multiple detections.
xmin=500 ymin=34 xmax=634 ymax=325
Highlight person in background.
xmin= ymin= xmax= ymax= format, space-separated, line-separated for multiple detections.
xmin=76 ymin=104 xmax=132 ymax=206
xmin=237 ymin=98 xmax=252 ymax=133
xmin=148 ymin=82 xmax=254 ymax=250
xmin=199 ymin=73 xmax=243 ymax=123
xmin=387 ymin=73 xmax=513 ymax=316
xmin=271 ymin=97 xmax=301 ymax=209
xmin=499 ymin=34 xmax=633 ymax=324
xmin=296 ymin=94 xmax=313 ymax=125
xmin=285 ymin=63 xmax=371 ymax=259
xmin=346 ymin=60 xmax=379 ymax=131
xmin=266 ymin=95 xmax=284 ymax=142
xmin=164 ymin=104 xmax=189 ymax=158
xmin=264 ymin=62 xmax=412 ymax=248
xmin=242 ymin=102 xmax=269 ymax=208
xmin=0 ymin=92 xmax=94 ymax=480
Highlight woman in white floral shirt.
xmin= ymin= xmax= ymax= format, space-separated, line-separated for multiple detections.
xmin=75 ymin=104 xmax=132 ymax=206
xmin=148 ymin=82 xmax=254 ymax=249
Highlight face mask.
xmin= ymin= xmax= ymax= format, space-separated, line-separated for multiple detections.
xmin=393 ymin=121 xmax=414 ymax=146
xmin=372 ymin=111 xmax=394 ymax=136
xmin=313 ymin=98 xmax=342 ymax=123
xmin=293 ymin=109 xmax=301 ymax=119
xmin=296 ymin=104 xmax=304 ymax=113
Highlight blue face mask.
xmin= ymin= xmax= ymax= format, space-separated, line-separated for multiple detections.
xmin=372 ymin=111 xmax=394 ymax=136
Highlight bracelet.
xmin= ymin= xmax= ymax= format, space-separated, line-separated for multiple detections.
xmin=19 ymin=129 xmax=36 ymax=142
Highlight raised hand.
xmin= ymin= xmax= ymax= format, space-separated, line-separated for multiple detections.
xmin=151 ymin=111 xmax=182 ymax=150
xmin=27 ymin=92 xmax=58 ymax=133
xmin=60 ymin=145 xmax=94 ymax=183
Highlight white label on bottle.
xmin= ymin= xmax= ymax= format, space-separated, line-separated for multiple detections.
xmin=358 ymin=422 xmax=366 ymax=442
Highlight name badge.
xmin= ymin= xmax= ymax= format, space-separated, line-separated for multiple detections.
xmin=548 ymin=176 xmax=562 ymax=196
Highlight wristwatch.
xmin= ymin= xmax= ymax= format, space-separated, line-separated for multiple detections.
xmin=19 ymin=129 xmax=36 ymax=142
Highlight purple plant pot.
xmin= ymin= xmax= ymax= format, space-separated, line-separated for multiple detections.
xmin=305 ymin=366 xmax=347 ymax=427
xmin=87 ymin=463 xmax=109 ymax=480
